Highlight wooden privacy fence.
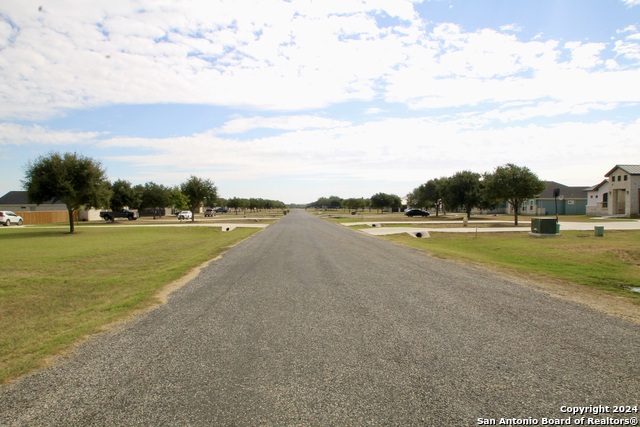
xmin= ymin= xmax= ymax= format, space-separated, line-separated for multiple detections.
xmin=16 ymin=211 xmax=69 ymax=225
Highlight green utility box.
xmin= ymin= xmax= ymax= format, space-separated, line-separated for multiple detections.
xmin=531 ymin=218 xmax=558 ymax=234
xmin=594 ymin=226 xmax=604 ymax=237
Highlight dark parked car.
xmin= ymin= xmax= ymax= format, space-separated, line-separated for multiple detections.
xmin=404 ymin=209 xmax=430 ymax=217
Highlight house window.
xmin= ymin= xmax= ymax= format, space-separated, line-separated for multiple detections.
xmin=618 ymin=176 xmax=622 ymax=181
xmin=624 ymin=175 xmax=628 ymax=181
xmin=603 ymin=193 xmax=608 ymax=208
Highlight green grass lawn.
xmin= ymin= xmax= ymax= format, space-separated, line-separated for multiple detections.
xmin=323 ymin=214 xmax=640 ymax=301
xmin=382 ymin=230 xmax=640 ymax=301
xmin=0 ymin=225 xmax=260 ymax=384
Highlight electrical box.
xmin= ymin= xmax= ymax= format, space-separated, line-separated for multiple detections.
xmin=531 ymin=218 xmax=558 ymax=234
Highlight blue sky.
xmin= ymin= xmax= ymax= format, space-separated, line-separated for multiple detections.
xmin=1 ymin=0 xmax=639 ymax=204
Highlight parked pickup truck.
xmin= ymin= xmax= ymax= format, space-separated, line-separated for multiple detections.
xmin=100 ymin=209 xmax=139 ymax=221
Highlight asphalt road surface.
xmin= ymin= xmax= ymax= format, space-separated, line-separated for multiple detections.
xmin=1 ymin=210 xmax=639 ymax=426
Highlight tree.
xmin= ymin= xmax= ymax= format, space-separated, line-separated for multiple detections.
xmin=344 ymin=197 xmax=366 ymax=212
xmin=169 ymin=186 xmax=189 ymax=212
xmin=484 ymin=163 xmax=546 ymax=225
xmin=442 ymin=171 xmax=482 ymax=219
xmin=140 ymin=182 xmax=171 ymax=219
xmin=407 ymin=186 xmax=426 ymax=209
xmin=23 ymin=152 xmax=111 ymax=233
xmin=227 ymin=197 xmax=247 ymax=214
xmin=409 ymin=178 xmax=449 ymax=216
xmin=370 ymin=192 xmax=401 ymax=213
xmin=180 ymin=176 xmax=217 ymax=221
xmin=110 ymin=179 xmax=140 ymax=210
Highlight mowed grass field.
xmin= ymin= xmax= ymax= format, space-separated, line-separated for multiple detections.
xmin=322 ymin=211 xmax=640 ymax=302
xmin=382 ymin=230 xmax=640 ymax=297
xmin=0 ymin=225 xmax=260 ymax=384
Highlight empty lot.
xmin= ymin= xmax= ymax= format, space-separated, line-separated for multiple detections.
xmin=1 ymin=210 xmax=638 ymax=426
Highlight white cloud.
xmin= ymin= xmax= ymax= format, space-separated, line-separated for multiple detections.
xmin=84 ymin=116 xmax=640 ymax=189
xmin=0 ymin=123 xmax=103 ymax=145
xmin=0 ymin=1 xmax=638 ymax=122
xmin=217 ymin=115 xmax=350 ymax=134
xmin=1 ymin=1 xmax=639 ymax=201
xmin=2 ymin=111 xmax=637 ymax=200
xmin=0 ymin=0 xmax=421 ymax=119
xmin=564 ymin=42 xmax=606 ymax=69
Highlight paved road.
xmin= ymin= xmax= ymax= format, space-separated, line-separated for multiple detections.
xmin=1 ymin=210 xmax=639 ymax=426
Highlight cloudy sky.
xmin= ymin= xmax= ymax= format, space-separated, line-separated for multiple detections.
xmin=1 ymin=0 xmax=639 ymax=204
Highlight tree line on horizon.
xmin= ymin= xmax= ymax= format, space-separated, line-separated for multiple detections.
xmin=21 ymin=151 xmax=544 ymax=233
xmin=307 ymin=164 xmax=546 ymax=226
xmin=21 ymin=151 xmax=285 ymax=233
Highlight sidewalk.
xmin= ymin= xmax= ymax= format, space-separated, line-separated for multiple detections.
xmin=349 ymin=219 xmax=640 ymax=237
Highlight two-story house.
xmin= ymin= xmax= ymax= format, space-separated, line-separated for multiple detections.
xmin=605 ymin=165 xmax=640 ymax=218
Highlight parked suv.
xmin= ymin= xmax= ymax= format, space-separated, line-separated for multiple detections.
xmin=177 ymin=210 xmax=192 ymax=220
xmin=0 ymin=211 xmax=23 ymax=226
xmin=204 ymin=208 xmax=215 ymax=217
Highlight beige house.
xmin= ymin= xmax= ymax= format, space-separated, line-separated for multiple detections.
xmin=585 ymin=180 xmax=609 ymax=216
xmin=604 ymin=165 xmax=640 ymax=218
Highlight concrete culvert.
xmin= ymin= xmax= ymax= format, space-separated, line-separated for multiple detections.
xmin=409 ymin=231 xmax=430 ymax=238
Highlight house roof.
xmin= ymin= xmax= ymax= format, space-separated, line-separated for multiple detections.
xmin=0 ymin=191 xmax=59 ymax=206
xmin=537 ymin=181 xmax=588 ymax=199
xmin=585 ymin=180 xmax=608 ymax=192
xmin=0 ymin=191 xmax=30 ymax=205
xmin=604 ymin=164 xmax=640 ymax=177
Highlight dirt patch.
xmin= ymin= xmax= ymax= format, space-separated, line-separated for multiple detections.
xmin=155 ymin=257 xmax=220 ymax=304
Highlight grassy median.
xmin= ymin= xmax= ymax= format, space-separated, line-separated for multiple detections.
xmin=0 ymin=225 xmax=260 ymax=384
xmin=323 ymin=212 xmax=640 ymax=302
xmin=383 ymin=230 xmax=640 ymax=300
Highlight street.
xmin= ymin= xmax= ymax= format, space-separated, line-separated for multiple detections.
xmin=1 ymin=210 xmax=638 ymax=426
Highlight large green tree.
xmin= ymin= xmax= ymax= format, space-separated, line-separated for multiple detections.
xmin=140 ymin=182 xmax=171 ymax=219
xmin=484 ymin=163 xmax=546 ymax=225
xmin=110 ymin=179 xmax=141 ymax=210
xmin=442 ymin=171 xmax=482 ymax=219
xmin=23 ymin=152 xmax=111 ymax=233
xmin=407 ymin=178 xmax=448 ymax=216
xmin=180 ymin=176 xmax=217 ymax=221
xmin=169 ymin=186 xmax=190 ymax=212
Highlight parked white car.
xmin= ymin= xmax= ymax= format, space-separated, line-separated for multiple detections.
xmin=0 ymin=211 xmax=23 ymax=226
xmin=177 ymin=210 xmax=192 ymax=220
